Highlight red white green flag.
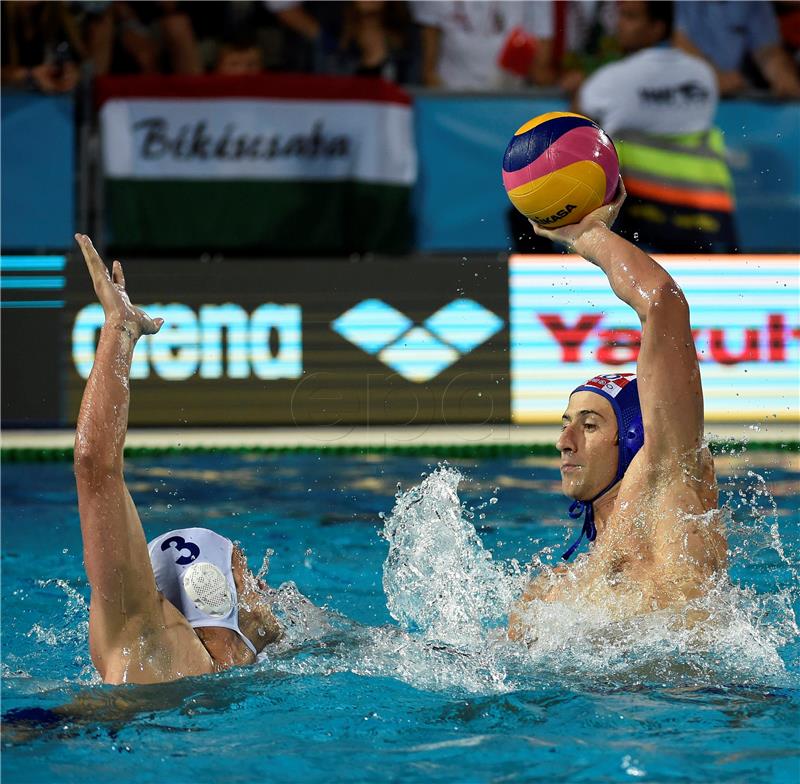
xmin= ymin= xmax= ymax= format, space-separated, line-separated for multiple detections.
xmin=97 ymin=75 xmax=416 ymax=254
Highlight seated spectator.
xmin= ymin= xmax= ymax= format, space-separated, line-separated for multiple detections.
xmin=83 ymin=1 xmax=202 ymax=76
xmin=576 ymin=0 xmax=736 ymax=253
xmin=1 ymin=1 xmax=84 ymax=93
xmin=215 ymin=33 xmax=264 ymax=75
xmin=338 ymin=1 xmax=413 ymax=80
xmin=411 ymin=1 xmax=550 ymax=90
xmin=674 ymin=0 xmax=800 ymax=98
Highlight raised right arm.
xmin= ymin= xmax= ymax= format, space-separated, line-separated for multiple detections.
xmin=532 ymin=185 xmax=704 ymax=465
xmin=73 ymin=235 xmax=164 ymax=663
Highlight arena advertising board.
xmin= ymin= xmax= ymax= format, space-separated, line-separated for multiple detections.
xmin=509 ymin=255 xmax=800 ymax=424
xmin=64 ymin=257 xmax=510 ymax=427
xmin=3 ymin=254 xmax=797 ymax=428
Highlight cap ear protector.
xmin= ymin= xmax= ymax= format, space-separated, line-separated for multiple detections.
xmin=623 ymin=413 xmax=644 ymax=465
xmin=182 ymin=562 xmax=234 ymax=618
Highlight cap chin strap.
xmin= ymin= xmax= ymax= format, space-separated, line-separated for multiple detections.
xmin=561 ymin=478 xmax=617 ymax=561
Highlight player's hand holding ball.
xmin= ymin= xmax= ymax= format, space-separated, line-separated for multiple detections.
xmin=502 ymin=111 xmax=624 ymax=248
xmin=533 ymin=177 xmax=626 ymax=250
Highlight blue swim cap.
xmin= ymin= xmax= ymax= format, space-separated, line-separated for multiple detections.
xmin=562 ymin=373 xmax=644 ymax=560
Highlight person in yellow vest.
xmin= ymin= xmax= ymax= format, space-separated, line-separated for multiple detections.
xmin=576 ymin=0 xmax=737 ymax=253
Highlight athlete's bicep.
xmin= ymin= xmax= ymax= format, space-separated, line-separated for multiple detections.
xmin=636 ymin=283 xmax=703 ymax=460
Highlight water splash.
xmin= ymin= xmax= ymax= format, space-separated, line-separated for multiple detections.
xmin=28 ymin=580 xmax=90 ymax=650
xmin=377 ymin=464 xmax=798 ymax=691
xmin=11 ymin=458 xmax=797 ymax=696
xmin=24 ymin=579 xmax=99 ymax=686
xmin=261 ymin=582 xmax=511 ymax=693
xmin=381 ymin=466 xmax=527 ymax=646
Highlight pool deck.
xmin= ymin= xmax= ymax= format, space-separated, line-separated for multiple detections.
xmin=1 ymin=423 xmax=796 ymax=450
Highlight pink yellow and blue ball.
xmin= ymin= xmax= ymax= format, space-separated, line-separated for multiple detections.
xmin=502 ymin=112 xmax=619 ymax=229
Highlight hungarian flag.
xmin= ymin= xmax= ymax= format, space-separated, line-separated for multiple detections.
xmin=96 ymin=75 xmax=416 ymax=255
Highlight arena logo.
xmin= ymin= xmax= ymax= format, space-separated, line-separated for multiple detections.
xmin=331 ymin=298 xmax=504 ymax=382
xmin=72 ymin=302 xmax=302 ymax=380
xmin=539 ymin=312 xmax=798 ymax=365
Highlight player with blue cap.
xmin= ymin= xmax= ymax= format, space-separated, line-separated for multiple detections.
xmin=509 ymin=181 xmax=727 ymax=641
xmin=560 ymin=372 xmax=644 ymax=560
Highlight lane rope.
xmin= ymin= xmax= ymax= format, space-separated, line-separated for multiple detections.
xmin=1 ymin=440 xmax=796 ymax=462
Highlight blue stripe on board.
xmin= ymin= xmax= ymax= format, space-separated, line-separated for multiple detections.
xmin=0 ymin=277 xmax=65 ymax=290
xmin=503 ymin=116 xmax=596 ymax=173
xmin=0 ymin=300 xmax=65 ymax=309
xmin=0 ymin=256 xmax=66 ymax=271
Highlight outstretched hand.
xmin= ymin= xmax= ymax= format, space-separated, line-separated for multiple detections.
xmin=75 ymin=234 xmax=163 ymax=339
xmin=529 ymin=177 xmax=627 ymax=250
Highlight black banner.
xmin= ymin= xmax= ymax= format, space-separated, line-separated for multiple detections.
xmin=2 ymin=307 xmax=64 ymax=426
xmin=65 ymin=256 xmax=510 ymax=426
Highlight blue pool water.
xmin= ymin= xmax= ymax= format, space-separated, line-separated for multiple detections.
xmin=2 ymin=451 xmax=799 ymax=783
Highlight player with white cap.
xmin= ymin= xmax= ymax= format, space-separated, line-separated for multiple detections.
xmin=73 ymin=234 xmax=281 ymax=684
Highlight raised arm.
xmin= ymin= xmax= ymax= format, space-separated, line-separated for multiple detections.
xmin=73 ymin=235 xmax=164 ymax=668
xmin=532 ymin=184 xmax=703 ymax=463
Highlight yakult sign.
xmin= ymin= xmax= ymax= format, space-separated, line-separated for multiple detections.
xmin=510 ymin=255 xmax=800 ymax=423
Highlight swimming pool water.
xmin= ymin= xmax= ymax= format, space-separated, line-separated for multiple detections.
xmin=2 ymin=452 xmax=799 ymax=783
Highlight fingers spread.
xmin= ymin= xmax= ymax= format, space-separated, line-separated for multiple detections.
xmin=112 ymin=260 xmax=126 ymax=289
xmin=142 ymin=317 xmax=164 ymax=336
xmin=75 ymin=234 xmax=110 ymax=284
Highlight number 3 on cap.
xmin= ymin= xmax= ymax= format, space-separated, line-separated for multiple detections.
xmin=161 ymin=535 xmax=200 ymax=565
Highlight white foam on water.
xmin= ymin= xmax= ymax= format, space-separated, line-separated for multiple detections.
xmin=382 ymin=466 xmax=527 ymax=646
xmin=372 ymin=464 xmax=798 ymax=692
xmin=22 ymin=579 xmax=99 ymax=686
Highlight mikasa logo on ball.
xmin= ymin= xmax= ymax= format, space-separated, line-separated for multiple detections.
xmin=533 ymin=204 xmax=577 ymax=226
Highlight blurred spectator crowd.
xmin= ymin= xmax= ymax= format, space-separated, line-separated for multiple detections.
xmin=3 ymin=0 xmax=799 ymax=98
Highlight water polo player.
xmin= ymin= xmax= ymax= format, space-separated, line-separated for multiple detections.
xmin=509 ymin=182 xmax=727 ymax=639
xmin=73 ymin=234 xmax=281 ymax=684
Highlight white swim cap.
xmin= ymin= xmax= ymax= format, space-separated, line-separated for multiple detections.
xmin=148 ymin=527 xmax=257 ymax=655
